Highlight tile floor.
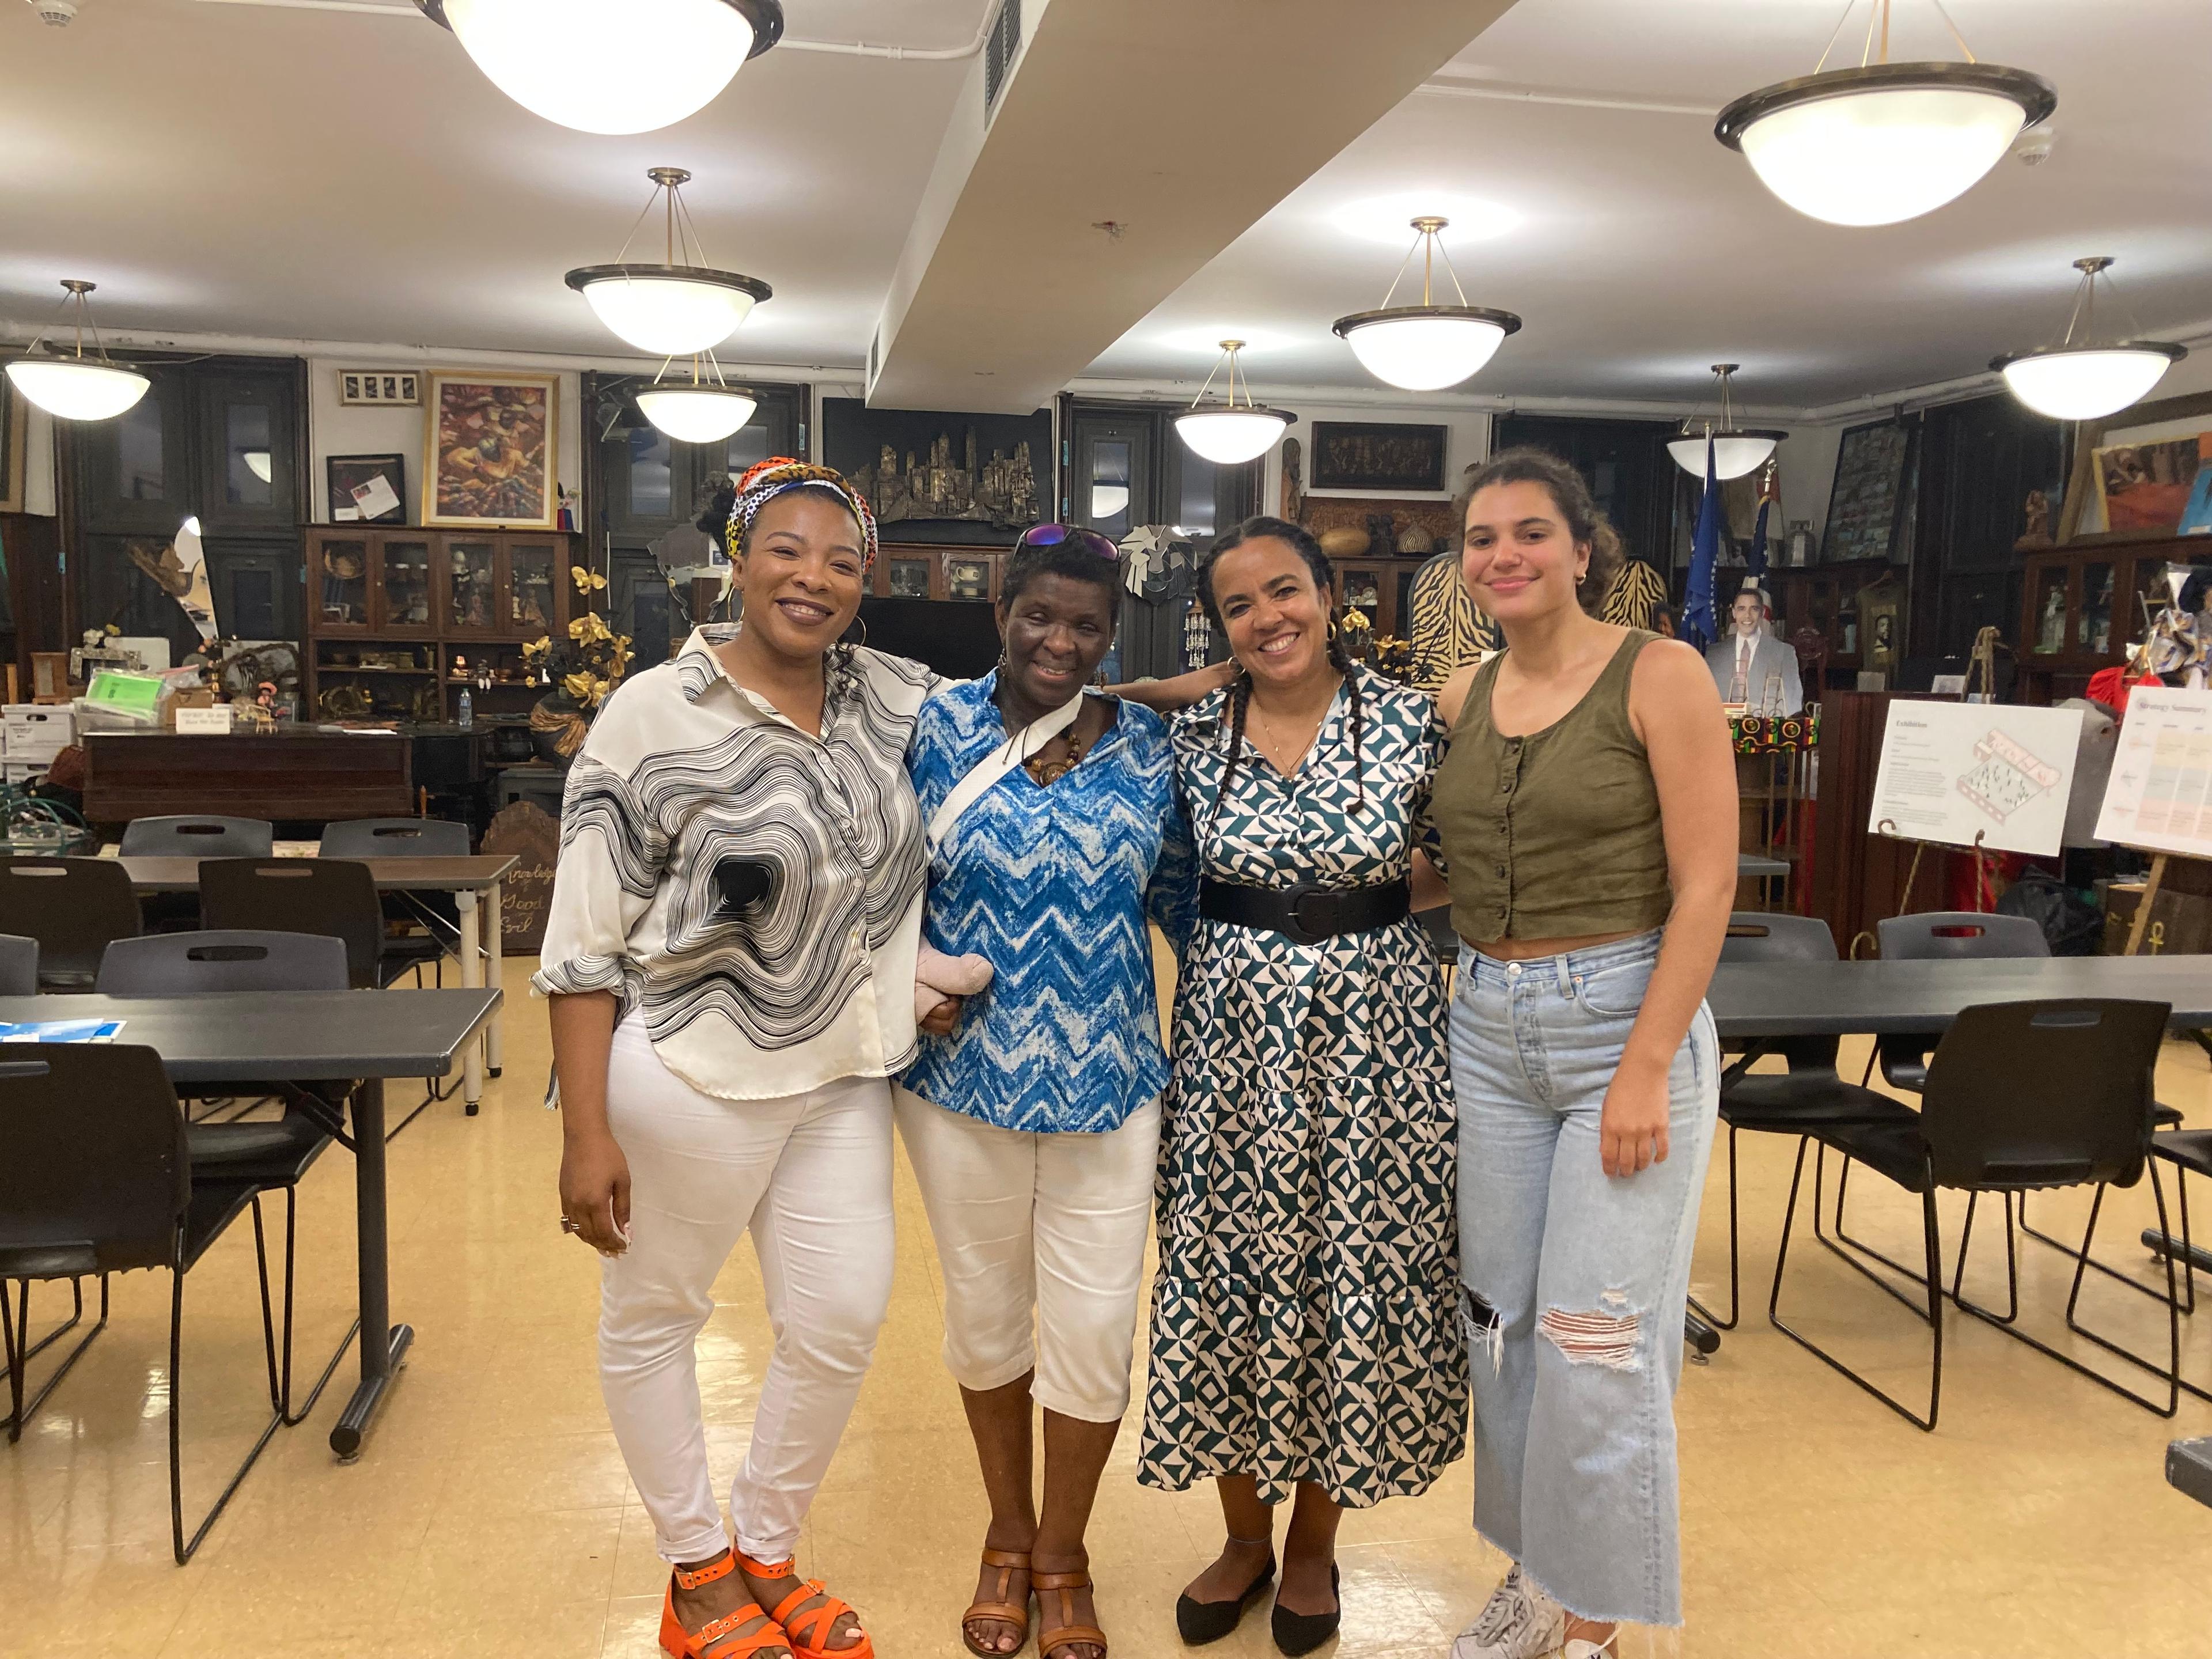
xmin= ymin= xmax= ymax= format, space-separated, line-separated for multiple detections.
xmin=5 ymin=952 xmax=2211 ymax=1658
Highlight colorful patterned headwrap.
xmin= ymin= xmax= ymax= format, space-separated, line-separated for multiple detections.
xmin=726 ymin=457 xmax=879 ymax=573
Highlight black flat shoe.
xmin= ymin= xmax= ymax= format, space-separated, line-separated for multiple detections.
xmin=1270 ymin=1563 xmax=1339 ymax=1657
xmin=1175 ymin=1555 xmax=1276 ymax=1646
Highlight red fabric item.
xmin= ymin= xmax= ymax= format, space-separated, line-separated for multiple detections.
xmin=2086 ymin=664 xmax=2161 ymax=717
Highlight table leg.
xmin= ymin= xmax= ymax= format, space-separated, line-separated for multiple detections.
xmin=485 ymin=880 xmax=503 ymax=1079
xmin=456 ymin=889 xmax=483 ymax=1116
xmin=329 ymin=1080 xmax=412 ymax=1461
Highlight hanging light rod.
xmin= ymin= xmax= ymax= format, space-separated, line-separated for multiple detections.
xmin=1666 ymin=364 xmax=1786 ymax=480
xmin=1333 ymin=216 xmax=1521 ymax=392
xmin=1714 ymin=0 xmax=2054 ymax=226
xmin=1174 ymin=340 xmax=1295 ymax=466
xmin=1993 ymin=257 xmax=2187 ymax=422
xmin=566 ymin=167 xmax=771 ymax=358
xmin=3 ymin=279 xmax=153 ymax=423
xmin=415 ymin=0 xmax=783 ymax=135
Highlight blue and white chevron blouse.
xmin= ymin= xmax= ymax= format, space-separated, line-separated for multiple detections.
xmin=533 ymin=626 xmax=938 ymax=1103
xmin=903 ymin=675 xmax=1197 ymax=1135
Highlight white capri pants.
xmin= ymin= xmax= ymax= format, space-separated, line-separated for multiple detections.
xmin=600 ymin=1016 xmax=896 ymax=1565
xmin=894 ymin=1087 xmax=1160 ymax=1423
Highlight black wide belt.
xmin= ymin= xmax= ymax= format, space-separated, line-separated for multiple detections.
xmin=1198 ymin=878 xmax=1411 ymax=946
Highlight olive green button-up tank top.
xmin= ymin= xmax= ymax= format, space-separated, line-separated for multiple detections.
xmin=1431 ymin=630 xmax=1673 ymax=944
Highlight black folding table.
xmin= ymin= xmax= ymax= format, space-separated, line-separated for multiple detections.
xmin=0 ymin=987 xmax=501 ymax=1457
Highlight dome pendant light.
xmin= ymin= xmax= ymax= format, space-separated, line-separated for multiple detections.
xmin=3 ymin=280 xmax=151 ymax=423
xmin=417 ymin=0 xmax=784 ymax=136
xmin=566 ymin=168 xmax=772 ymax=357
xmin=1666 ymin=364 xmax=1786 ymax=480
xmin=1714 ymin=0 xmax=2054 ymax=227
xmin=1993 ymin=257 xmax=2188 ymax=422
xmin=1175 ymin=341 xmax=1295 ymax=466
xmin=637 ymin=353 xmax=759 ymax=444
xmin=1332 ymin=217 xmax=1521 ymax=391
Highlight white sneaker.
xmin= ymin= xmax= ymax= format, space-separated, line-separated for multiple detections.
xmin=1452 ymin=1565 xmax=1566 ymax=1659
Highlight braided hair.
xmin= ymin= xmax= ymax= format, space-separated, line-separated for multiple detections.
xmin=1192 ymin=516 xmax=1366 ymax=832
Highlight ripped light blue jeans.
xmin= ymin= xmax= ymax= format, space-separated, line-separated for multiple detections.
xmin=1448 ymin=929 xmax=1718 ymax=1627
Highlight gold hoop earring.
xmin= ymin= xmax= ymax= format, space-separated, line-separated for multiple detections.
xmin=842 ymin=616 xmax=869 ymax=650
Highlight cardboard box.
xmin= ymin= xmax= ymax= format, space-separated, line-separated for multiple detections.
xmin=2 ymin=704 xmax=75 ymax=763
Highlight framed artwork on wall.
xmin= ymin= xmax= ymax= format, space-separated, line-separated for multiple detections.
xmin=1821 ymin=417 xmax=1913 ymax=564
xmin=337 ymin=369 xmax=422 ymax=407
xmin=0 ymin=382 xmax=24 ymax=514
xmin=422 ymin=370 xmax=559 ymax=529
xmin=822 ymin=398 xmax=1050 ymax=546
xmin=1309 ymin=421 xmax=1448 ymax=493
xmin=2057 ymin=389 xmax=2212 ymax=543
xmin=326 ymin=452 xmax=408 ymax=524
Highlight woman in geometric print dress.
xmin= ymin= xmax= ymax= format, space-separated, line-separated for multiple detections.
xmin=897 ymin=524 xmax=1196 ymax=1659
xmin=1138 ymin=516 xmax=1465 ymax=1658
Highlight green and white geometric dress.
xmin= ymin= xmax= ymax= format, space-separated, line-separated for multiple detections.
xmin=1138 ymin=664 xmax=1467 ymax=1508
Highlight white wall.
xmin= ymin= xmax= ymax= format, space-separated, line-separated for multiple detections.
xmin=22 ymin=405 xmax=56 ymax=516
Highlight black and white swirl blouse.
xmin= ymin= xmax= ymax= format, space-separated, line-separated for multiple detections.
xmin=532 ymin=624 xmax=938 ymax=1101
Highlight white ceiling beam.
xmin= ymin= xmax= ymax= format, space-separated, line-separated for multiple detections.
xmin=865 ymin=0 xmax=1517 ymax=414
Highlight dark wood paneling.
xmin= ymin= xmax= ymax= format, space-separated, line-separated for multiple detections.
xmin=1907 ymin=393 xmax=2064 ymax=661
xmin=82 ymin=730 xmax=412 ymax=824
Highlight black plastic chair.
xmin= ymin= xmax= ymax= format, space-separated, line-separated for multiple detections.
xmin=0 ymin=857 xmax=141 ymax=988
xmin=1770 ymin=998 xmax=2177 ymax=1430
xmin=118 ymin=816 xmax=275 ymax=859
xmin=318 ymin=819 xmax=469 ymax=988
xmin=1694 ymin=913 xmax=1916 ymax=1330
xmin=0 ymin=1045 xmax=308 ymax=1561
xmin=0 ymin=933 xmax=37 ymax=997
xmin=198 ymin=859 xmax=391 ymax=991
xmin=1869 ymin=912 xmax=2049 ymax=1091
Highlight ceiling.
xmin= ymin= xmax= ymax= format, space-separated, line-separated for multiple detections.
xmin=3 ymin=0 xmax=2210 ymax=416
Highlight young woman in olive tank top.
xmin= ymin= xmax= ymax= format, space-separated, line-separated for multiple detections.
xmin=1429 ymin=449 xmax=1736 ymax=1658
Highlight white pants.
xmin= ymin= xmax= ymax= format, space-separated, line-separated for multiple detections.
xmin=601 ymin=1017 xmax=895 ymax=1565
xmin=894 ymin=1088 xmax=1160 ymax=1423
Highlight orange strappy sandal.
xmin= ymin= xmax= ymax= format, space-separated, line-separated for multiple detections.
xmin=737 ymin=1550 xmax=876 ymax=1659
xmin=962 ymin=1547 xmax=1032 ymax=1658
xmin=660 ymin=1552 xmax=790 ymax=1659
xmin=1034 ymin=1568 xmax=1108 ymax=1659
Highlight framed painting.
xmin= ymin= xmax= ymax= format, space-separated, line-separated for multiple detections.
xmin=1821 ymin=417 xmax=1913 ymax=564
xmin=423 ymin=371 xmax=559 ymax=529
xmin=0 ymin=381 xmax=24 ymax=514
xmin=326 ymin=452 xmax=408 ymax=524
xmin=2058 ymin=389 xmax=2212 ymax=542
xmin=1309 ymin=421 xmax=1448 ymax=493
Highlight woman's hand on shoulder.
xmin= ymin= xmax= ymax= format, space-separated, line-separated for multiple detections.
xmin=1434 ymin=662 xmax=1480 ymax=729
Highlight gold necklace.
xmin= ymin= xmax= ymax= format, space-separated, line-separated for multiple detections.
xmin=1250 ymin=695 xmax=1329 ymax=772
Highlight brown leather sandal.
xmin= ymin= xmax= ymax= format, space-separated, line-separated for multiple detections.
xmin=961 ymin=1547 xmax=1032 ymax=1658
xmin=1034 ymin=1568 xmax=1107 ymax=1659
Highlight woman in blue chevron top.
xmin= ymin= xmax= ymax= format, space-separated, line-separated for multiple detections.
xmin=896 ymin=524 xmax=1198 ymax=1659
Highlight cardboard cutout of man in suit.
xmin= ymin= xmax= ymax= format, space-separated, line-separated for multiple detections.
xmin=1706 ymin=582 xmax=1803 ymax=713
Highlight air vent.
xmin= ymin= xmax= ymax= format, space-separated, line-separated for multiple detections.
xmin=983 ymin=0 xmax=1020 ymax=118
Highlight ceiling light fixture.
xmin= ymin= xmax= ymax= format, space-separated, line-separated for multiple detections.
xmin=416 ymin=0 xmax=783 ymax=135
xmin=1666 ymin=364 xmax=1786 ymax=480
xmin=1993 ymin=257 xmax=2187 ymax=422
xmin=566 ymin=167 xmax=772 ymax=357
xmin=3 ymin=280 xmax=151 ymax=423
xmin=1332 ymin=217 xmax=1521 ymax=392
xmin=637 ymin=354 xmax=759 ymax=444
xmin=244 ymin=451 xmax=274 ymax=483
xmin=1714 ymin=0 xmax=2054 ymax=226
xmin=1174 ymin=341 xmax=1294 ymax=466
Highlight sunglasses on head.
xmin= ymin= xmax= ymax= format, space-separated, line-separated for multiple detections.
xmin=1017 ymin=523 xmax=1120 ymax=561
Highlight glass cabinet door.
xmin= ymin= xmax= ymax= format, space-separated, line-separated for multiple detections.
xmin=377 ymin=537 xmax=435 ymax=632
xmin=2029 ymin=564 xmax=2070 ymax=656
xmin=2078 ymin=562 xmax=2115 ymax=656
xmin=446 ymin=539 xmax=500 ymax=634
xmin=316 ymin=536 xmax=371 ymax=630
xmin=509 ymin=541 xmax=560 ymax=634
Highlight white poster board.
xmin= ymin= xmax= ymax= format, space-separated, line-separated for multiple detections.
xmin=1869 ymin=700 xmax=2085 ymax=857
xmin=2094 ymin=685 xmax=2212 ymax=857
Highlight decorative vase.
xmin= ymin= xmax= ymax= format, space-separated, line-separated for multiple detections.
xmin=1318 ymin=527 xmax=1369 ymax=559
xmin=528 ymin=693 xmax=590 ymax=766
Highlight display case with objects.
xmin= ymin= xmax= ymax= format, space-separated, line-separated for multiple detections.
xmin=2014 ymin=536 xmax=2210 ymax=703
xmin=305 ymin=527 xmax=588 ymax=721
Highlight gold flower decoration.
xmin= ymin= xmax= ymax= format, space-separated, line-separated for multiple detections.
xmin=570 ymin=565 xmax=609 ymax=594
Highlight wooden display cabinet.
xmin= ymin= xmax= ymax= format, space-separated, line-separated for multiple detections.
xmin=2016 ymin=535 xmax=2207 ymax=703
xmin=306 ymin=526 xmax=588 ymax=722
xmin=869 ymin=544 xmax=1007 ymax=603
xmin=1766 ymin=558 xmax=1895 ymax=688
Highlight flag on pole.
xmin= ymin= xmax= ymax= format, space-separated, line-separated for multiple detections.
xmin=1744 ymin=458 xmax=1778 ymax=592
xmin=1683 ymin=436 xmax=1721 ymax=650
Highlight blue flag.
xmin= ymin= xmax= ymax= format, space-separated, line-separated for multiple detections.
xmin=1683 ymin=437 xmax=1721 ymax=650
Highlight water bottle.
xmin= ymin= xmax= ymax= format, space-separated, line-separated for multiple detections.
xmin=457 ymin=689 xmax=473 ymax=729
